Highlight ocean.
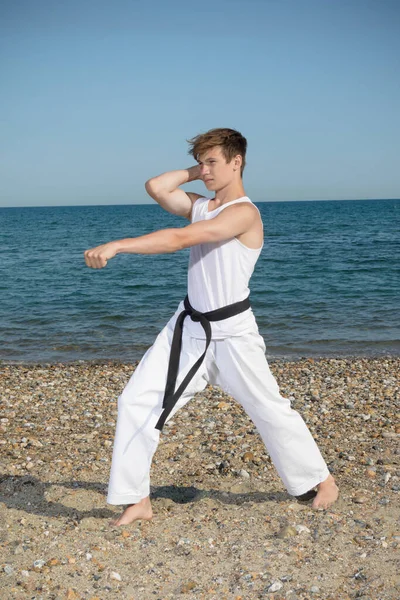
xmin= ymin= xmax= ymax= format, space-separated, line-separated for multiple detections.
xmin=1 ymin=199 xmax=399 ymax=363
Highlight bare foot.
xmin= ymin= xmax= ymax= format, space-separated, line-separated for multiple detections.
xmin=109 ymin=495 xmax=153 ymax=526
xmin=312 ymin=474 xmax=339 ymax=509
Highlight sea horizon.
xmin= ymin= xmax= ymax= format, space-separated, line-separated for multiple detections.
xmin=1 ymin=197 xmax=399 ymax=210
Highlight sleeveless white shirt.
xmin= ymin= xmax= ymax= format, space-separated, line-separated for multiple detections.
xmin=168 ymin=196 xmax=264 ymax=339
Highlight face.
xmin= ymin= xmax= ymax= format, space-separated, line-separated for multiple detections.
xmin=197 ymin=146 xmax=241 ymax=191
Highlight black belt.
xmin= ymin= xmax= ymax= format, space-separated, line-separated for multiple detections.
xmin=155 ymin=294 xmax=251 ymax=431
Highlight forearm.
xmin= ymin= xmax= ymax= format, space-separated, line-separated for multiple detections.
xmin=115 ymin=228 xmax=183 ymax=255
xmin=145 ymin=165 xmax=201 ymax=218
xmin=146 ymin=166 xmax=199 ymax=193
xmin=85 ymin=228 xmax=186 ymax=269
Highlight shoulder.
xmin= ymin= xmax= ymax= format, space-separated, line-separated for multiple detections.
xmin=219 ymin=202 xmax=259 ymax=220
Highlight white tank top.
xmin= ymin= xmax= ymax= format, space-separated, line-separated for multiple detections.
xmin=168 ymin=196 xmax=264 ymax=339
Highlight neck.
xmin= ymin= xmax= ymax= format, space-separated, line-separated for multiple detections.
xmin=213 ymin=181 xmax=246 ymax=204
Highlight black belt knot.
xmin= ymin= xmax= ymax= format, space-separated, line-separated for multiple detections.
xmin=154 ymin=294 xmax=251 ymax=432
xmin=189 ymin=310 xmax=202 ymax=322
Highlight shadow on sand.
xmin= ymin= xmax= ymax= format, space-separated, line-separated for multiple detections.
xmin=0 ymin=473 xmax=293 ymax=523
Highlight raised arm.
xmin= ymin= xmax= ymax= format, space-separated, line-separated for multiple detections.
xmin=145 ymin=166 xmax=203 ymax=220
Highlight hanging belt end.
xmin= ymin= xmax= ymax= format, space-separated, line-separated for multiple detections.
xmin=154 ymin=413 xmax=165 ymax=432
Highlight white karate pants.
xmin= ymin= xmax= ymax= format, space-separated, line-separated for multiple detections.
xmin=107 ymin=323 xmax=330 ymax=505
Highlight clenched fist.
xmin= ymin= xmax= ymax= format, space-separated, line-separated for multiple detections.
xmin=84 ymin=241 xmax=120 ymax=269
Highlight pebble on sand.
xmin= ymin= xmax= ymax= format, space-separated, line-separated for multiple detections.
xmin=268 ymin=580 xmax=283 ymax=592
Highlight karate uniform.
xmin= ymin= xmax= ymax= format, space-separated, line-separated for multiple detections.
xmin=107 ymin=197 xmax=330 ymax=505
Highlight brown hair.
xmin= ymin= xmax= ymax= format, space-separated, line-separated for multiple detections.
xmin=187 ymin=128 xmax=247 ymax=176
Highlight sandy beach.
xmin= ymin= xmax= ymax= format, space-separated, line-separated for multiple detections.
xmin=0 ymin=357 xmax=399 ymax=599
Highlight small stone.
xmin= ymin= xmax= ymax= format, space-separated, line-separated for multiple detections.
xmin=242 ymin=451 xmax=255 ymax=462
xmin=353 ymin=569 xmax=367 ymax=581
xmin=268 ymin=580 xmax=283 ymax=592
xmin=217 ymin=402 xmax=229 ymax=410
xmin=310 ymin=586 xmax=320 ymax=593
xmin=21 ymin=570 xmax=29 ymax=577
xmin=238 ymin=469 xmax=250 ymax=478
xmin=365 ymin=468 xmax=376 ymax=479
xmin=110 ymin=571 xmax=122 ymax=581
xmin=218 ymin=460 xmax=230 ymax=474
xmin=181 ymin=581 xmax=197 ymax=592
xmin=278 ymin=525 xmax=297 ymax=539
xmin=33 ymin=559 xmax=45 ymax=569
xmin=47 ymin=558 xmax=60 ymax=567
xmin=353 ymin=494 xmax=367 ymax=504
xmin=66 ymin=590 xmax=79 ymax=600
xmin=295 ymin=524 xmax=310 ymax=534
xmin=4 ymin=565 xmax=14 ymax=575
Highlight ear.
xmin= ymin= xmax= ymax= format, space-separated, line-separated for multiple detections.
xmin=233 ymin=154 xmax=242 ymax=171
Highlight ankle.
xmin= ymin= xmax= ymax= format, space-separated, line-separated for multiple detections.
xmin=319 ymin=474 xmax=336 ymax=488
xmin=139 ymin=495 xmax=150 ymax=504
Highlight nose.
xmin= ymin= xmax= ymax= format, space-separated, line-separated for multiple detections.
xmin=200 ymin=164 xmax=210 ymax=177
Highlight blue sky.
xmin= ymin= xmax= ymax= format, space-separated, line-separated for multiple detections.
xmin=1 ymin=0 xmax=399 ymax=207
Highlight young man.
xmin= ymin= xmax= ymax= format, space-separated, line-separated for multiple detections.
xmin=84 ymin=128 xmax=338 ymax=526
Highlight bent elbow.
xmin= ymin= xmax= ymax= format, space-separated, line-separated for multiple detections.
xmin=145 ymin=178 xmax=158 ymax=196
